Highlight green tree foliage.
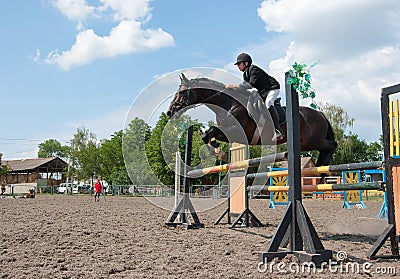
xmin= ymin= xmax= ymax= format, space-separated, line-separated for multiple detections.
xmin=0 ymin=153 xmax=9 ymax=177
xmin=318 ymin=102 xmax=382 ymax=164
xmin=318 ymin=102 xmax=354 ymax=142
xmin=98 ymin=131 xmax=131 ymax=185
xmin=31 ymin=103 xmax=383 ymax=186
xmin=123 ymin=117 xmax=156 ymax=185
xmin=181 ymin=119 xmax=217 ymax=185
xmin=144 ymin=113 xmax=220 ymax=186
xmin=38 ymin=139 xmax=69 ymax=158
xmin=145 ymin=113 xmax=175 ymax=185
xmin=70 ymin=127 xmax=99 ymax=181
xmin=334 ymin=134 xmax=383 ymax=163
xmin=366 ymin=140 xmax=383 ymax=161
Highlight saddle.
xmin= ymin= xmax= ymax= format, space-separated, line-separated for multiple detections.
xmin=247 ymin=93 xmax=286 ymax=125
xmin=246 ymin=94 xmax=286 ymax=144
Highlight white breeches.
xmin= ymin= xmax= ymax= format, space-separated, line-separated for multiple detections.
xmin=264 ymin=89 xmax=280 ymax=108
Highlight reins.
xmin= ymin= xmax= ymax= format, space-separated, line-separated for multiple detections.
xmin=179 ymin=79 xmax=228 ymax=108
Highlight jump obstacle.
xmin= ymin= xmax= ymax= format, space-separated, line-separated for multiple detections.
xmin=246 ymin=160 xmax=382 ymax=179
xmin=171 ymin=74 xmax=336 ymax=262
xmin=165 ymin=126 xmax=204 ymax=229
xmin=255 ymin=72 xmax=332 ymax=264
xmin=267 ymin=168 xmax=386 ymax=209
xmin=367 ymin=83 xmax=400 ymax=259
xmin=165 ymin=74 xmax=400 ymax=262
xmin=249 ymin=161 xmax=384 ymax=209
xmin=266 ymin=182 xmax=383 ymax=192
xmin=213 ymin=144 xmax=287 ymax=228
xmin=187 ymin=152 xmax=287 ymax=177
xmin=257 ymin=75 xmax=400 ymax=263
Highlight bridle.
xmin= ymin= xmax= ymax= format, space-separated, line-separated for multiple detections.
xmin=174 ymin=79 xmax=226 ymax=111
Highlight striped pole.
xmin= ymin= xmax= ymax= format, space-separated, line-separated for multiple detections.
xmin=187 ymin=152 xmax=287 ymax=177
xmin=247 ymin=161 xmax=383 ymax=180
xmin=265 ymin=181 xmax=383 ymax=192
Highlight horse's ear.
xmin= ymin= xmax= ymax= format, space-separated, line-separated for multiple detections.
xmin=180 ymin=73 xmax=189 ymax=83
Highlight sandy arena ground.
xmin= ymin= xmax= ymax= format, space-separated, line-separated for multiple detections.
xmin=1 ymin=195 xmax=399 ymax=278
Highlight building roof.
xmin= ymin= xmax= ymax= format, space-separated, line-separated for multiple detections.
xmin=275 ymin=157 xmax=316 ymax=170
xmin=2 ymin=157 xmax=67 ymax=173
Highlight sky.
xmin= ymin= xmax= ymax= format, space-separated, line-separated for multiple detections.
xmin=1 ymin=0 xmax=399 ymax=160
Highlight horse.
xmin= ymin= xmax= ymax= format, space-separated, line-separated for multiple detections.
xmin=167 ymin=73 xmax=337 ymax=167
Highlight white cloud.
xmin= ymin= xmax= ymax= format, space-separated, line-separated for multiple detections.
xmin=50 ymin=0 xmax=95 ymax=22
xmin=44 ymin=0 xmax=174 ymax=70
xmin=258 ymin=0 xmax=399 ymax=59
xmin=45 ymin=21 xmax=174 ymax=70
xmin=256 ymin=0 xmax=400 ymax=142
xmin=98 ymin=0 xmax=152 ymax=22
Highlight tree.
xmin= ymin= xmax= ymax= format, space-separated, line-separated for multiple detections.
xmin=123 ymin=117 xmax=156 ymax=185
xmin=146 ymin=113 xmax=181 ymax=185
xmin=0 ymin=153 xmax=9 ymax=177
xmin=70 ymin=127 xmax=99 ymax=181
xmin=98 ymin=131 xmax=131 ymax=185
xmin=318 ymin=102 xmax=382 ymax=164
xmin=318 ymin=102 xmax=355 ymax=164
xmin=144 ymin=113 xmax=213 ymax=186
xmin=318 ymin=102 xmax=354 ymax=142
xmin=366 ymin=140 xmax=383 ymax=161
xmin=38 ymin=139 xmax=69 ymax=158
xmin=180 ymin=118 xmax=216 ymax=185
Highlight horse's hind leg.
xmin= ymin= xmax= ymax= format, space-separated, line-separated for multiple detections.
xmin=315 ymin=148 xmax=335 ymax=167
xmin=315 ymin=143 xmax=337 ymax=183
xmin=316 ymin=150 xmax=331 ymax=184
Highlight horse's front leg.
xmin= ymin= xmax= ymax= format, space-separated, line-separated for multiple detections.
xmin=202 ymin=126 xmax=227 ymax=161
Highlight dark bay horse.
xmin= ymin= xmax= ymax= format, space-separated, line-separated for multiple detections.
xmin=167 ymin=74 xmax=337 ymax=167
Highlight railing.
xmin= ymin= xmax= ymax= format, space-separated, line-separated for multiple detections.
xmin=0 ymin=184 xmax=230 ymax=199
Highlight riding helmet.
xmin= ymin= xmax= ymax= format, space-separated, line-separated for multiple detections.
xmin=234 ymin=53 xmax=252 ymax=65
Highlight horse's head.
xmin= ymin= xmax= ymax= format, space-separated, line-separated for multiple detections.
xmin=167 ymin=73 xmax=196 ymax=119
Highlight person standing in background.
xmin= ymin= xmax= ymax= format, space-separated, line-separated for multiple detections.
xmin=1 ymin=180 xmax=6 ymax=195
xmin=94 ymin=178 xmax=102 ymax=202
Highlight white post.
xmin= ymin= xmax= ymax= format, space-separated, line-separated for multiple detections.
xmin=175 ymin=151 xmax=181 ymax=207
xmin=65 ymin=158 xmax=70 ymax=195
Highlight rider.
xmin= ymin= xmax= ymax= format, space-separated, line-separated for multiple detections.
xmin=226 ymin=52 xmax=284 ymax=141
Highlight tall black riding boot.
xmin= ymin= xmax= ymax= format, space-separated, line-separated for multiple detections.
xmin=268 ymin=106 xmax=284 ymax=141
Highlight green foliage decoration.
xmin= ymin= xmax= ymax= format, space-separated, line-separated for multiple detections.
xmin=287 ymin=62 xmax=318 ymax=109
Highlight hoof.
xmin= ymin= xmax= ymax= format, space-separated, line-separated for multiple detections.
xmin=318 ymin=174 xmax=328 ymax=184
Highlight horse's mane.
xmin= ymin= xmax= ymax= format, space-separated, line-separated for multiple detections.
xmin=189 ymin=77 xmax=226 ymax=89
xmin=188 ymin=77 xmax=249 ymax=102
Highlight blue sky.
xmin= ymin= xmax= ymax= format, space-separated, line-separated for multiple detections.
xmin=1 ymin=0 xmax=399 ymax=160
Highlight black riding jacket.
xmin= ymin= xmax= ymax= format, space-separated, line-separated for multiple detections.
xmin=243 ymin=64 xmax=280 ymax=93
